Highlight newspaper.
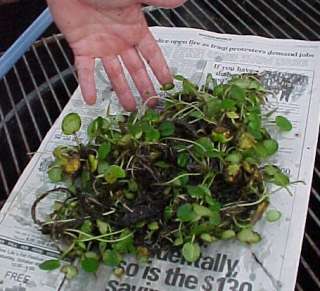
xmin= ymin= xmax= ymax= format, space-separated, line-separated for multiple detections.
xmin=1 ymin=27 xmax=320 ymax=291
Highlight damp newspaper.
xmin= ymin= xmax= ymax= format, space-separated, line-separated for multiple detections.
xmin=1 ymin=27 xmax=320 ymax=291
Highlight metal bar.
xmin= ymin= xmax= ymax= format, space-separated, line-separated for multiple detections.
xmin=2 ymin=77 xmax=30 ymax=154
xmin=1 ymin=68 xmax=73 ymax=133
xmin=189 ymin=0 xmax=224 ymax=33
xmin=12 ymin=65 xmax=42 ymax=141
xmin=21 ymin=55 xmax=53 ymax=126
xmin=178 ymin=4 xmax=208 ymax=30
xmin=52 ymin=34 xmax=78 ymax=81
xmin=146 ymin=10 xmax=164 ymax=26
xmin=245 ymin=0 xmax=291 ymax=38
xmin=305 ymin=232 xmax=320 ymax=258
xmin=312 ymin=186 xmax=320 ymax=204
xmin=314 ymin=166 xmax=320 ymax=180
xmin=255 ymin=0 xmax=308 ymax=39
xmin=300 ymin=256 xmax=320 ymax=289
xmin=272 ymin=0 xmax=319 ymax=38
xmin=295 ymin=282 xmax=304 ymax=291
xmin=0 ymin=162 xmax=9 ymax=195
xmin=216 ymin=0 xmax=258 ymax=35
xmin=286 ymin=0 xmax=320 ymax=29
xmin=0 ymin=8 xmax=53 ymax=79
xmin=41 ymin=39 xmax=72 ymax=97
xmin=302 ymin=0 xmax=320 ymax=18
xmin=308 ymin=207 xmax=320 ymax=229
xmin=229 ymin=0 xmax=276 ymax=38
xmin=0 ymin=100 xmax=21 ymax=175
xmin=169 ymin=8 xmax=191 ymax=27
xmin=31 ymin=45 xmax=63 ymax=111
xmin=202 ymin=0 xmax=242 ymax=34
xmin=157 ymin=9 xmax=176 ymax=27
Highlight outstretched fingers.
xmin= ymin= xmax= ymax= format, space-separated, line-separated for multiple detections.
xmin=138 ymin=31 xmax=173 ymax=87
xmin=75 ymin=56 xmax=96 ymax=105
xmin=121 ymin=48 xmax=157 ymax=107
xmin=102 ymin=56 xmax=137 ymax=111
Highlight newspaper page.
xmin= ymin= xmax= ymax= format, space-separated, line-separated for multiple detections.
xmin=1 ymin=27 xmax=320 ymax=291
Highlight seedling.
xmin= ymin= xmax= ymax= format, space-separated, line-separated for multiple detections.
xmin=33 ymin=74 xmax=294 ymax=277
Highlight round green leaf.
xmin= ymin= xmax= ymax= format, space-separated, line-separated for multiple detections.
xmin=276 ymin=116 xmax=292 ymax=132
xmin=80 ymin=257 xmax=99 ymax=273
xmin=104 ymin=165 xmax=126 ymax=184
xmin=98 ymin=142 xmax=111 ymax=160
xmin=200 ymin=233 xmax=215 ymax=243
xmin=263 ymin=165 xmax=279 ymax=176
xmin=229 ymin=85 xmax=246 ymax=101
xmin=80 ymin=220 xmax=93 ymax=234
xmin=148 ymin=221 xmax=159 ymax=231
xmin=209 ymin=210 xmax=221 ymax=226
xmin=177 ymin=152 xmax=189 ymax=168
xmin=273 ymin=172 xmax=290 ymax=187
xmin=237 ymin=228 xmax=261 ymax=244
xmin=255 ymin=139 xmax=278 ymax=158
xmin=182 ymin=242 xmax=201 ymax=262
xmin=159 ymin=121 xmax=175 ymax=137
xmin=192 ymin=204 xmax=212 ymax=217
xmin=206 ymin=196 xmax=221 ymax=210
xmin=174 ymin=237 xmax=184 ymax=246
xmin=221 ymin=98 xmax=236 ymax=110
xmin=225 ymin=152 xmax=242 ymax=164
xmin=96 ymin=219 xmax=108 ymax=234
xmin=263 ymin=139 xmax=279 ymax=156
xmin=144 ymin=125 xmax=160 ymax=142
xmin=48 ymin=167 xmax=63 ymax=182
xmin=103 ymin=249 xmax=122 ymax=267
xmin=61 ymin=265 xmax=78 ymax=280
xmin=177 ymin=203 xmax=197 ymax=222
xmin=62 ymin=113 xmax=81 ymax=135
xmin=221 ymin=230 xmax=236 ymax=240
xmin=128 ymin=123 xmax=143 ymax=139
xmin=113 ymin=230 xmax=134 ymax=254
xmin=266 ymin=209 xmax=282 ymax=222
xmin=186 ymin=185 xmax=210 ymax=199
xmin=144 ymin=109 xmax=160 ymax=122
xmin=98 ymin=161 xmax=109 ymax=175
xmin=39 ymin=259 xmax=60 ymax=271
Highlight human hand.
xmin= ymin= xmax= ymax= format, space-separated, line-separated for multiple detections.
xmin=47 ymin=0 xmax=186 ymax=111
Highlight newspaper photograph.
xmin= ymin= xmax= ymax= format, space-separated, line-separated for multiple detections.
xmin=0 ymin=27 xmax=320 ymax=291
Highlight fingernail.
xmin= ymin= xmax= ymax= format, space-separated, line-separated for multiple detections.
xmin=84 ymin=97 xmax=96 ymax=105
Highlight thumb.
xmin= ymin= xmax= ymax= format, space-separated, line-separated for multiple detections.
xmin=141 ymin=0 xmax=187 ymax=8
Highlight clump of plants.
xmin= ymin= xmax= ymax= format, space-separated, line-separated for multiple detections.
xmin=32 ymin=74 xmax=293 ymax=278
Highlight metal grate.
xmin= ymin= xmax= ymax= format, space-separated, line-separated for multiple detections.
xmin=0 ymin=1 xmax=319 ymax=290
